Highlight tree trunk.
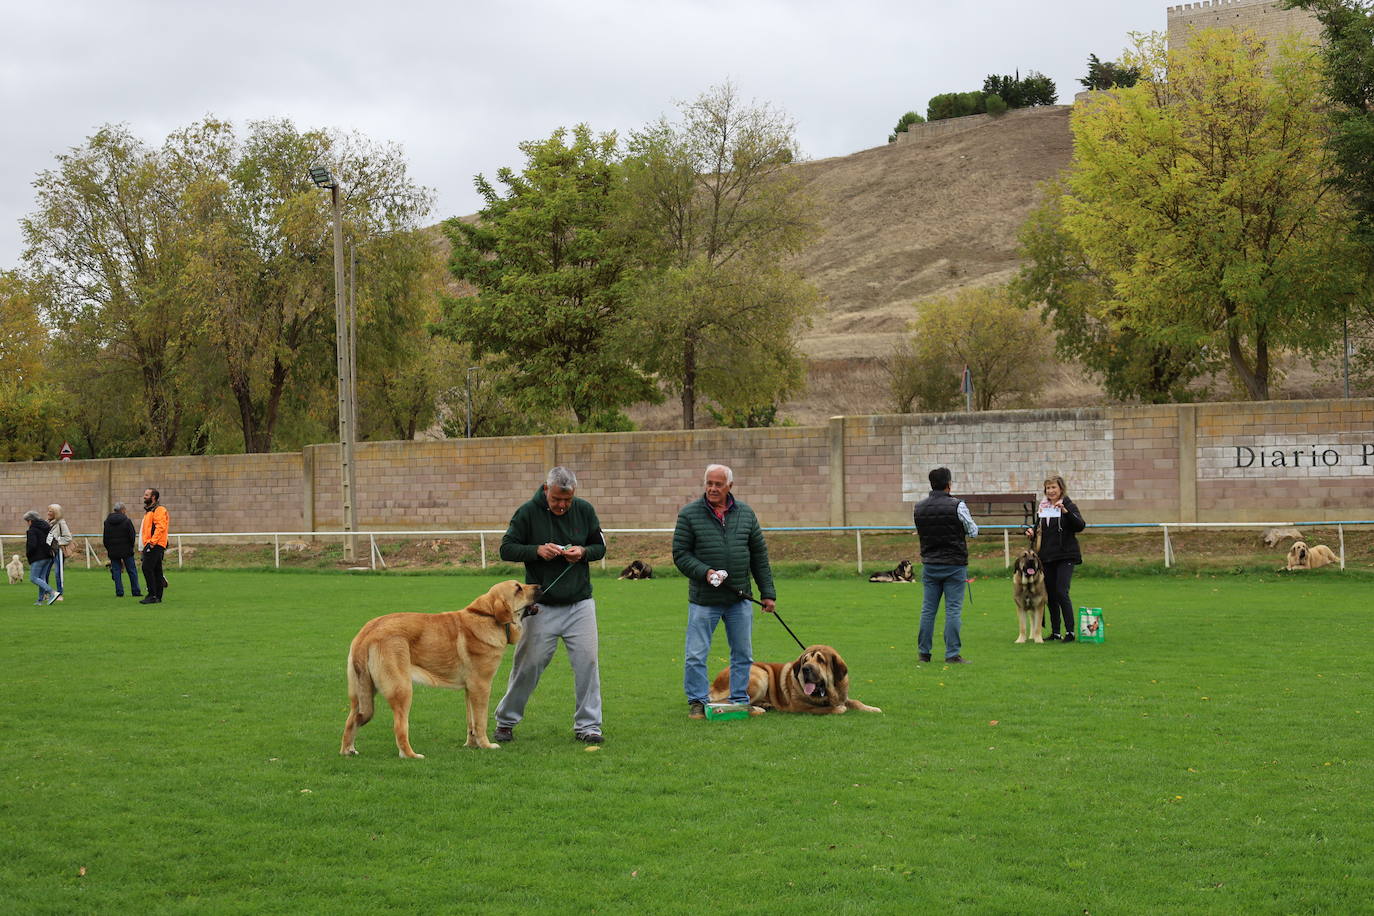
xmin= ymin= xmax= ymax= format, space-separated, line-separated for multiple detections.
xmin=1226 ymin=326 xmax=1270 ymax=399
xmin=681 ymin=331 xmax=697 ymax=430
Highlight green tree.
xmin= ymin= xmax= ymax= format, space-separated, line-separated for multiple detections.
xmin=440 ymin=125 xmax=657 ymax=430
xmin=1063 ymin=29 xmax=1361 ymax=399
xmin=355 ymin=231 xmax=452 ymax=442
xmin=901 ymin=286 xmax=1051 ymax=412
xmin=180 ymin=119 xmax=434 ymax=452
xmin=1288 ymin=0 xmax=1374 ymax=390
xmin=0 ymin=271 xmax=67 ymax=460
xmin=881 ymin=340 xmax=962 ymax=414
xmin=888 ymin=110 xmax=926 ymax=143
xmin=23 ymin=125 xmax=205 ymax=455
xmin=1015 ymin=180 xmax=1214 ymax=402
xmin=927 ymin=91 xmax=986 ymax=121
xmin=623 ymin=82 xmax=821 ymax=429
xmin=1078 ymin=53 xmax=1142 ymax=90
xmin=983 ymin=71 xmax=1058 ymax=109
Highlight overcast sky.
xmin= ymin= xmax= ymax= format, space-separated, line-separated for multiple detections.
xmin=0 ymin=0 xmax=1171 ymax=269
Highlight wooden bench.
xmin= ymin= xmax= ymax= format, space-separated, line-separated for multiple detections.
xmin=957 ymin=493 xmax=1037 ymax=524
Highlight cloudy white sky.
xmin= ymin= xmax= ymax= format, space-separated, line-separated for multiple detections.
xmin=1 ymin=0 xmax=1172 ymax=268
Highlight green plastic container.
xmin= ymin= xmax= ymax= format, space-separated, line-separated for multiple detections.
xmin=705 ymin=702 xmax=751 ymax=721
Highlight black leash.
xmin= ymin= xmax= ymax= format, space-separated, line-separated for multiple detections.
xmin=725 ymin=585 xmax=807 ymax=652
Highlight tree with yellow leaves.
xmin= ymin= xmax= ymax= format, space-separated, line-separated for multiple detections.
xmin=1062 ymin=29 xmax=1363 ymax=399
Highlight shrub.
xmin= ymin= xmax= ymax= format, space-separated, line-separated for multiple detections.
xmin=887 ymin=110 xmax=926 ymax=143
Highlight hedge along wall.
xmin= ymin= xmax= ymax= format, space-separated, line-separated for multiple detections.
xmin=2 ymin=399 xmax=1371 ymax=540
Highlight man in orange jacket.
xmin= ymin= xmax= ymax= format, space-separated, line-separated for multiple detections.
xmin=139 ymin=488 xmax=169 ymax=605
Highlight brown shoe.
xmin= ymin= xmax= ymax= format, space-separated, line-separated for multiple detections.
xmin=688 ymin=701 xmax=706 ymax=720
xmin=945 ymin=656 xmax=971 ymax=664
xmin=492 ymin=726 xmax=514 ymax=743
xmin=918 ymin=653 xmax=932 ymax=663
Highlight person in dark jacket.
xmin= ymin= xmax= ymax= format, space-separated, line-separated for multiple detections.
xmin=493 ymin=467 xmax=607 ymax=745
xmin=1023 ymin=475 xmax=1086 ymax=642
xmin=673 ymin=463 xmax=777 ymax=719
xmin=23 ymin=510 xmax=58 ymax=605
xmin=913 ymin=467 xmax=978 ymax=664
xmin=102 ymin=502 xmax=142 ymax=598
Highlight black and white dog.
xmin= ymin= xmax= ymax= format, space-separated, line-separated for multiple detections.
xmin=618 ymin=560 xmax=653 ymax=580
xmin=868 ymin=559 xmax=914 ymax=583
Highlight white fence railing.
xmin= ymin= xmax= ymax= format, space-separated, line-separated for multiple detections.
xmin=3 ymin=521 xmax=1369 ymax=573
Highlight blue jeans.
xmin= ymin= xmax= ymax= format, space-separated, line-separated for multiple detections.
xmin=919 ymin=563 xmax=967 ymax=659
xmin=110 ymin=555 xmax=141 ymax=596
xmin=30 ymin=557 xmax=56 ymax=602
xmin=684 ymin=600 xmax=753 ymax=705
xmin=47 ymin=551 xmax=64 ymax=592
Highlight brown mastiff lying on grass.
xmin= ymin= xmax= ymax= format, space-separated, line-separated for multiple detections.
xmin=710 ymin=645 xmax=881 ymax=715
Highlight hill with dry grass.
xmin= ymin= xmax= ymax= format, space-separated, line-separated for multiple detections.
xmin=631 ymin=105 xmax=1079 ymax=428
xmin=788 ymin=105 xmax=1073 ymax=361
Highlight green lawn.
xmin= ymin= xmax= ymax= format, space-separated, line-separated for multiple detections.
xmin=2 ymin=568 xmax=1370 ymax=914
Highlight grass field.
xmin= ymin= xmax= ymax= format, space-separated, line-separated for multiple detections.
xmin=4 ymin=567 xmax=1371 ymax=914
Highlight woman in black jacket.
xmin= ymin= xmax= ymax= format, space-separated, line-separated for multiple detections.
xmin=1023 ymin=475 xmax=1086 ymax=642
xmin=23 ymin=510 xmax=58 ymax=605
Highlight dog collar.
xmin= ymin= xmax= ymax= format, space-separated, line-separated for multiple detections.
xmin=504 ymin=622 xmax=512 ymax=644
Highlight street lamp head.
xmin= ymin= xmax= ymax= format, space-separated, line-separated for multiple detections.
xmin=309 ymin=165 xmax=337 ymax=189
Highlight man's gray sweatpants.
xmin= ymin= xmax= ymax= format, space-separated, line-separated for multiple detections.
xmin=494 ymin=598 xmax=602 ymax=735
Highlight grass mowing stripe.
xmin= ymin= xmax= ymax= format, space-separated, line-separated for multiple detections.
xmin=1 ymin=569 xmax=1370 ymax=913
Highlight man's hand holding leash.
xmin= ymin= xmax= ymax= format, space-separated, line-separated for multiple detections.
xmin=707 ymin=568 xmax=775 ymax=614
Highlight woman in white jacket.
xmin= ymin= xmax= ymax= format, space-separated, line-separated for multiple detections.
xmin=45 ymin=503 xmax=73 ymax=601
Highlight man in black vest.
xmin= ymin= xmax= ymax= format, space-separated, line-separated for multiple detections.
xmin=912 ymin=466 xmax=979 ymax=664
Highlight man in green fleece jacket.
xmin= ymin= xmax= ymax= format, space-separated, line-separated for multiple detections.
xmin=673 ymin=463 xmax=777 ymax=719
xmin=493 ymin=467 xmax=607 ymax=744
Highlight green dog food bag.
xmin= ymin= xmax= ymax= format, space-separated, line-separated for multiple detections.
xmin=1078 ymin=607 xmax=1105 ymax=643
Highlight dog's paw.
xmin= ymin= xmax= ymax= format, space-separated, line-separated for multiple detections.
xmin=1014 ymin=636 xmax=1027 ymax=644
xmin=340 ymin=747 xmax=358 ymax=756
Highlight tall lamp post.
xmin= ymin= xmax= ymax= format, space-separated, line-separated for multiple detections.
xmin=310 ymin=165 xmax=358 ymax=562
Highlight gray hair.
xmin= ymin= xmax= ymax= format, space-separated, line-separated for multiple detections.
xmin=704 ymin=464 xmax=734 ymax=485
xmin=545 ymin=466 xmax=578 ymax=491
xmin=22 ymin=510 xmax=42 ymax=522
xmin=113 ymin=502 xmax=126 ymax=513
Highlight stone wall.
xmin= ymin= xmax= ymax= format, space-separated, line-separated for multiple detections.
xmin=3 ymin=399 xmax=1371 ymax=539
xmin=1167 ymin=0 xmax=1321 ymax=50
xmin=892 ymin=106 xmax=1067 ymax=145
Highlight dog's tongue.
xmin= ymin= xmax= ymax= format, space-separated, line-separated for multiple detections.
xmin=803 ymin=682 xmax=816 ymax=695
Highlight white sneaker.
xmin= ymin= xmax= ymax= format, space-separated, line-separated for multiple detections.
xmin=46 ymin=591 xmax=61 ymax=605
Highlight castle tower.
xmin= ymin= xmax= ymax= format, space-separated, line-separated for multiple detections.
xmin=1166 ymin=0 xmax=1321 ymax=51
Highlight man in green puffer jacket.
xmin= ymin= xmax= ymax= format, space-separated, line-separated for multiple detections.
xmin=673 ymin=463 xmax=777 ymax=719
xmin=493 ymin=467 xmax=607 ymax=744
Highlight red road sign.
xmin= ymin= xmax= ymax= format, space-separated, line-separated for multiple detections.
xmin=59 ymin=441 xmax=74 ymax=461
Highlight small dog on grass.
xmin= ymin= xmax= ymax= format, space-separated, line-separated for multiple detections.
xmin=618 ymin=560 xmax=653 ymax=580
xmin=7 ymin=555 xmax=24 ymax=584
xmin=868 ymin=559 xmax=914 ymax=583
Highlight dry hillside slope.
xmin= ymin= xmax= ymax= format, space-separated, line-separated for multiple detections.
xmin=789 ymin=105 xmax=1073 ymax=361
